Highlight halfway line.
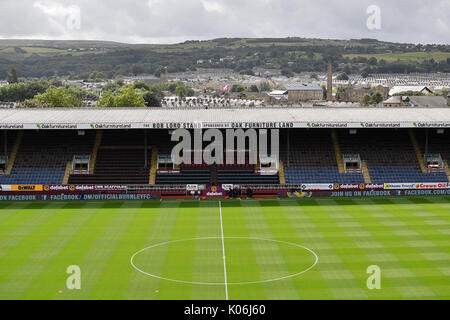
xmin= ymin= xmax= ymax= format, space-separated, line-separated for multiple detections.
xmin=218 ymin=200 xmax=229 ymax=300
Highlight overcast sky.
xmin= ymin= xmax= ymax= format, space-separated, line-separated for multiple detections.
xmin=0 ymin=0 xmax=448 ymax=44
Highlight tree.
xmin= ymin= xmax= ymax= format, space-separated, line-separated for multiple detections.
xmin=368 ymin=57 xmax=378 ymax=65
xmin=231 ymin=84 xmax=245 ymax=93
xmin=6 ymin=67 xmax=18 ymax=84
xmin=103 ymin=80 xmax=124 ymax=93
xmin=249 ymin=84 xmax=259 ymax=92
xmin=310 ymin=72 xmax=318 ymax=80
xmin=259 ymin=82 xmax=272 ymax=92
xmin=393 ymin=90 xmax=425 ymax=96
xmin=133 ymin=81 xmax=151 ymax=91
xmin=175 ymin=85 xmax=187 ymax=99
xmin=0 ymin=80 xmax=50 ymax=102
xmin=33 ymin=88 xmax=83 ymax=108
xmin=281 ymin=69 xmax=294 ymax=78
xmin=143 ymin=92 xmax=162 ymax=107
xmin=321 ymin=85 xmax=327 ymax=100
xmin=98 ymin=85 xmax=146 ymax=107
xmin=372 ymin=91 xmax=384 ymax=104
xmin=337 ymin=73 xmax=349 ymax=81
xmin=360 ymin=94 xmax=373 ymax=106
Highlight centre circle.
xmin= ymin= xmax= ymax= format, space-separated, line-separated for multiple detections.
xmin=131 ymin=237 xmax=319 ymax=286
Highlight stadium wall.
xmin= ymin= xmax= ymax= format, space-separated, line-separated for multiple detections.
xmin=0 ymin=183 xmax=449 ymax=201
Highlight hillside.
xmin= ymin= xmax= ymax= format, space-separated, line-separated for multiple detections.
xmin=0 ymin=37 xmax=449 ymax=79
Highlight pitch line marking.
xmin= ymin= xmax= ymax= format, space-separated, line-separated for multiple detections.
xmin=218 ymin=200 xmax=229 ymax=300
xmin=130 ymin=237 xmax=319 ymax=286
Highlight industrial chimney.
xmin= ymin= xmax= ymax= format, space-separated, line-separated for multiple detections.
xmin=327 ymin=57 xmax=333 ymax=101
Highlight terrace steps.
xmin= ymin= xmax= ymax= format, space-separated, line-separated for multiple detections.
xmin=330 ymin=129 xmax=345 ymax=174
xmin=90 ymin=131 xmax=103 ymax=174
xmin=408 ymin=129 xmax=427 ymax=173
xmin=150 ymin=146 xmax=158 ymax=185
xmin=444 ymin=161 xmax=450 ymax=181
xmin=5 ymin=131 xmax=23 ymax=175
xmin=279 ymin=161 xmax=286 ymax=184
xmin=62 ymin=162 xmax=72 ymax=185
xmin=361 ymin=160 xmax=372 ymax=183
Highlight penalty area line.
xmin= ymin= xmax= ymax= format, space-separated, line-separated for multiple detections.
xmin=219 ymin=200 xmax=229 ymax=300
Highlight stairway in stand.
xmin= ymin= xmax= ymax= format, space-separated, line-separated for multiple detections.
xmin=210 ymin=164 xmax=218 ymax=185
xmin=69 ymin=148 xmax=150 ymax=185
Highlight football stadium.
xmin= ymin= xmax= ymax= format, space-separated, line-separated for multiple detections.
xmin=0 ymin=106 xmax=449 ymax=300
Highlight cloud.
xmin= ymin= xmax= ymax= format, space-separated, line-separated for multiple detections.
xmin=0 ymin=0 xmax=447 ymax=44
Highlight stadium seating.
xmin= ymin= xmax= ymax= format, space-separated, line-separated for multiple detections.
xmin=338 ymin=129 xmax=448 ymax=183
xmin=69 ymin=130 xmax=151 ymax=184
xmin=0 ymin=130 xmax=95 ymax=185
xmin=217 ymin=168 xmax=279 ymax=184
xmin=280 ymin=129 xmax=364 ymax=183
xmin=285 ymin=167 xmax=364 ymax=184
xmin=0 ymin=168 xmax=65 ymax=184
xmin=1 ymin=128 xmax=448 ymax=186
xmin=369 ymin=166 xmax=448 ymax=183
xmin=415 ymin=129 xmax=449 ymax=163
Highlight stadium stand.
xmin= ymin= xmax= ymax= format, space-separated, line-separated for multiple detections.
xmin=0 ymin=128 xmax=447 ymax=186
xmin=338 ymin=129 xmax=448 ymax=183
xmin=69 ymin=130 xmax=150 ymax=185
xmin=0 ymin=130 xmax=95 ymax=185
xmin=281 ymin=129 xmax=365 ymax=184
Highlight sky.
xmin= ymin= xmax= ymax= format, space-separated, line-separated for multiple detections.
xmin=0 ymin=0 xmax=448 ymax=45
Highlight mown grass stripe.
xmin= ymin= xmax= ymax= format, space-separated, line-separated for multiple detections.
xmin=298 ymin=199 xmax=369 ymax=299
xmin=89 ymin=202 xmax=161 ymax=300
xmin=21 ymin=201 xmax=128 ymax=299
xmin=0 ymin=202 xmax=53 ymax=242
xmin=221 ymin=201 xmax=266 ymax=300
xmin=0 ymin=202 xmax=70 ymax=260
xmin=0 ymin=202 xmax=30 ymax=224
xmin=373 ymin=198 xmax=449 ymax=255
xmin=355 ymin=199 xmax=448 ymax=299
xmin=0 ymin=202 xmax=102 ymax=299
xmin=242 ymin=201 xmax=301 ymax=300
xmin=277 ymin=201 xmax=339 ymax=299
xmin=190 ymin=202 xmax=227 ymax=300
xmin=124 ymin=202 xmax=180 ymax=300
xmin=157 ymin=202 xmax=200 ymax=300
xmin=330 ymin=199 xmax=421 ymax=299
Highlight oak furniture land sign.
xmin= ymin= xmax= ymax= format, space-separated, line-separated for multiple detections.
xmin=1 ymin=122 xmax=450 ymax=130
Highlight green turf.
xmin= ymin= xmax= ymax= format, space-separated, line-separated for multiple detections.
xmin=0 ymin=197 xmax=448 ymax=300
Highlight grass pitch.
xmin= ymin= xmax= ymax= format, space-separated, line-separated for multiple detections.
xmin=0 ymin=197 xmax=449 ymax=300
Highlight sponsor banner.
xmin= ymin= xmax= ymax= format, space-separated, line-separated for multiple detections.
xmin=256 ymin=168 xmax=279 ymax=176
xmin=384 ymin=182 xmax=449 ymax=190
xmin=384 ymin=183 xmax=415 ymax=190
xmin=2 ymin=122 xmax=450 ymax=131
xmin=222 ymin=184 xmax=234 ymax=191
xmin=157 ymin=170 xmax=180 ymax=175
xmin=186 ymin=184 xmax=199 ymax=191
xmin=301 ymin=184 xmax=334 ymax=191
xmin=205 ymin=185 xmax=226 ymax=197
xmin=333 ymin=183 xmax=385 ymax=191
xmin=0 ymin=185 xmax=12 ymax=191
xmin=329 ymin=189 xmax=450 ymax=198
xmin=43 ymin=185 xmax=127 ymax=192
xmin=415 ymin=182 xmax=448 ymax=189
xmin=11 ymin=185 xmax=43 ymax=192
